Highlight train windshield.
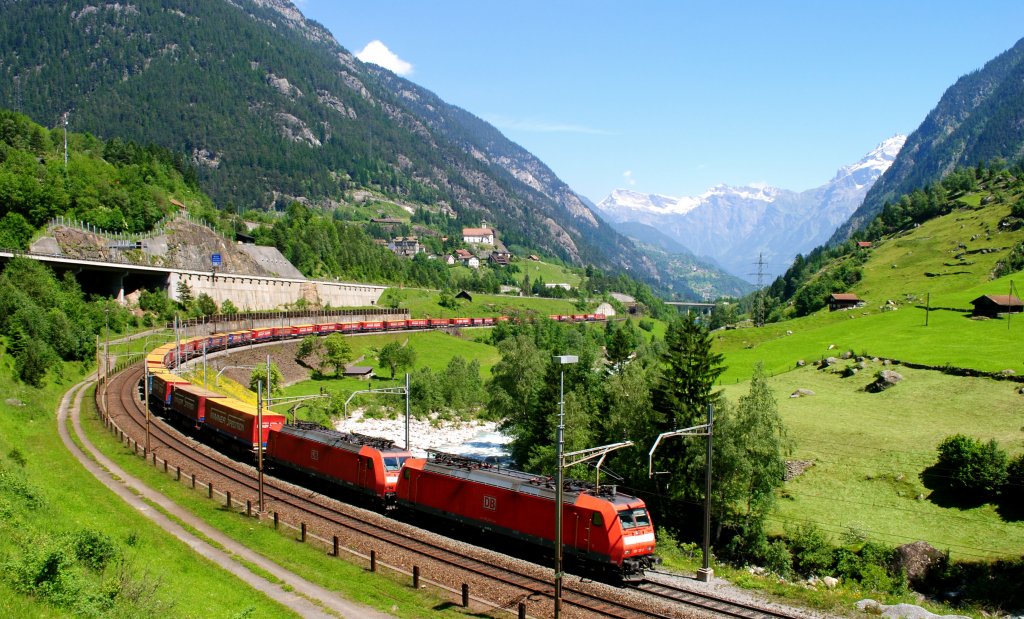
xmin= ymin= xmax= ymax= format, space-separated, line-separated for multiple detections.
xmin=617 ymin=508 xmax=652 ymax=530
xmin=382 ymin=456 xmax=409 ymax=471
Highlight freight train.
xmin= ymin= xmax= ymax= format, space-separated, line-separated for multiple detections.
xmin=140 ymin=310 xmax=654 ymax=579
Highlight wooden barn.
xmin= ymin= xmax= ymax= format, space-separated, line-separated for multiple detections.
xmin=970 ymin=294 xmax=1023 ymax=318
xmin=828 ymin=293 xmax=863 ymax=311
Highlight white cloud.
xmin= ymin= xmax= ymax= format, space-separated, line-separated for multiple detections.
xmin=355 ymin=40 xmax=413 ymax=76
xmin=486 ymin=115 xmax=611 ymax=135
xmin=623 ymin=170 xmax=637 ymax=186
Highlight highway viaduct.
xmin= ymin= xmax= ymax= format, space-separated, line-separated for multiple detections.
xmin=0 ymin=250 xmax=386 ymax=310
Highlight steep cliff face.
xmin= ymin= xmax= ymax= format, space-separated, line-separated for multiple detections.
xmin=35 ymin=219 xmax=299 ymax=278
xmin=833 ymin=36 xmax=1024 ymax=242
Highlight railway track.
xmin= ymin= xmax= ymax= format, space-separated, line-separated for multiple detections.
xmin=635 ymin=575 xmax=804 ymax=619
xmin=101 ymin=362 xmax=808 ymax=618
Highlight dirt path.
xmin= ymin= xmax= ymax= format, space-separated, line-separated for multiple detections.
xmin=57 ymin=378 xmax=394 ymax=619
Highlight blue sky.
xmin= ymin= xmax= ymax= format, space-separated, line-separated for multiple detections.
xmin=296 ymin=1 xmax=1024 ymax=204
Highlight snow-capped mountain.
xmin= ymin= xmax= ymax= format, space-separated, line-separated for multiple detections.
xmin=594 ymin=136 xmax=906 ymax=281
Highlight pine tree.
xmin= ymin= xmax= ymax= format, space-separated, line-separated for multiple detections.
xmin=649 ymin=313 xmax=725 ymax=524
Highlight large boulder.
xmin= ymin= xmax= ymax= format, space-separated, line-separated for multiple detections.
xmin=893 ymin=541 xmax=945 ymax=588
xmin=867 ymin=370 xmax=903 ymax=393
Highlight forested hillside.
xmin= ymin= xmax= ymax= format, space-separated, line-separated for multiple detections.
xmin=0 ymin=0 xmax=710 ymax=296
xmin=759 ymin=162 xmax=1024 ymax=320
xmin=0 ymin=109 xmax=207 ymax=247
xmin=834 ymin=36 xmax=1024 ymax=241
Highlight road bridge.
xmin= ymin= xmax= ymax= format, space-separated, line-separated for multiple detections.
xmin=665 ymin=301 xmax=716 ymax=315
xmin=0 ymin=250 xmax=386 ymax=310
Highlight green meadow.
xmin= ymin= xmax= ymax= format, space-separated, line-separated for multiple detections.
xmin=713 ymin=199 xmax=1024 ymax=558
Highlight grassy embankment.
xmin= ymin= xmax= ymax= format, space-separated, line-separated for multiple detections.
xmin=0 ymin=353 xmax=301 ymax=618
xmin=710 ymin=199 xmax=1024 ymax=559
xmin=379 ymin=284 xmax=582 ymax=318
xmin=76 ymin=392 xmax=477 ymax=618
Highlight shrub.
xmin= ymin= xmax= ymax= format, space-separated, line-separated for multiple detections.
xmin=763 ymin=540 xmax=793 ymax=577
xmin=1006 ymin=453 xmax=1024 ymax=501
xmin=70 ymin=529 xmax=117 ymax=570
xmin=787 ymin=523 xmax=834 ymax=576
xmin=935 ymin=434 xmax=1008 ymax=499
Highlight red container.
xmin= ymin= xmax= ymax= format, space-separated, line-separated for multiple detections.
xmin=361 ymin=321 xmax=384 ymax=331
xmin=272 ymin=326 xmax=293 ymax=339
xmin=204 ymin=399 xmax=285 ymax=449
xmin=452 ymin=317 xmax=471 ymax=326
xmin=428 ymin=318 xmax=450 ymax=327
xmin=339 ymin=322 xmax=361 ymax=333
xmin=266 ymin=424 xmax=420 ymax=500
xmin=294 ymin=324 xmax=316 ymax=336
xmin=316 ymin=322 xmax=339 ymax=333
xmin=149 ymin=370 xmax=190 ymax=409
xmin=170 ymin=383 xmax=225 ymax=424
xmin=593 ymin=313 xmax=606 ymax=321
xmin=407 ymin=319 xmax=428 ymax=329
xmin=252 ymin=327 xmax=273 ymax=341
xmin=227 ymin=330 xmax=252 ymax=346
xmin=384 ymin=320 xmax=408 ymax=330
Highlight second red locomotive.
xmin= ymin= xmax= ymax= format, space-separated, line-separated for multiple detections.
xmin=395 ymin=451 xmax=656 ymax=579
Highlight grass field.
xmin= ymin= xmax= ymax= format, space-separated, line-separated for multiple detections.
xmin=77 ymin=397 xmax=477 ymax=618
xmin=380 ymin=285 xmax=582 ymax=318
xmin=714 ymin=200 xmax=1024 ymax=384
xmin=719 ymin=364 xmax=1024 ymax=560
xmin=711 ymin=200 xmax=1024 ymax=562
xmin=0 ymin=359 xmax=299 ymax=618
xmin=275 ymin=329 xmax=501 ymax=407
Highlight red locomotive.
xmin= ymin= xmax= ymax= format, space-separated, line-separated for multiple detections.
xmin=266 ymin=422 xmax=420 ymax=504
xmin=395 ymin=451 xmax=656 ymax=579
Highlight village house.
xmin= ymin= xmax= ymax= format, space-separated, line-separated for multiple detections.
xmin=455 ymin=248 xmax=479 ymax=269
xmin=829 ymin=293 xmax=863 ymax=311
xmin=388 ymin=236 xmax=422 ymax=257
xmin=462 ymin=227 xmax=495 ymax=245
xmin=489 ymin=251 xmax=511 ymax=266
xmin=970 ymin=294 xmax=1023 ymax=318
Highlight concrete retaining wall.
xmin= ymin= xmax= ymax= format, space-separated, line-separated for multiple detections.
xmin=168 ymin=271 xmax=386 ymax=310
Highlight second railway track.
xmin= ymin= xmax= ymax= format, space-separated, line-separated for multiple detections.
xmin=98 ymin=360 xmax=815 ymax=619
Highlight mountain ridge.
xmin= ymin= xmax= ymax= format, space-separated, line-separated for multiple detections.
xmin=0 ymin=0 xmax=731 ymax=298
xmin=594 ymin=136 xmax=905 ymax=280
xmin=832 ymin=36 xmax=1024 ymax=242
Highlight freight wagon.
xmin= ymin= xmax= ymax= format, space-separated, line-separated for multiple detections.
xmin=169 ymin=383 xmax=227 ymax=425
xmin=204 ymin=399 xmax=285 ymax=450
xmin=148 ymin=369 xmax=190 ymax=412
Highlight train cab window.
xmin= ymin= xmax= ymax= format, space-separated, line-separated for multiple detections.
xmin=383 ymin=456 xmax=409 ymax=471
xmin=591 ymin=512 xmax=604 ymax=527
xmin=617 ymin=508 xmax=651 ymax=529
